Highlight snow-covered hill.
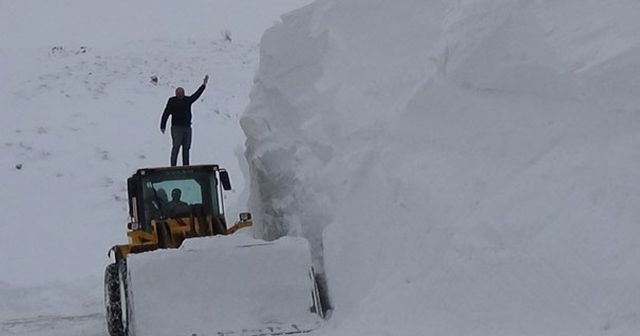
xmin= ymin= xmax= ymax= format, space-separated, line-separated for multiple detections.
xmin=0 ymin=0 xmax=311 ymax=333
xmin=243 ymin=1 xmax=640 ymax=335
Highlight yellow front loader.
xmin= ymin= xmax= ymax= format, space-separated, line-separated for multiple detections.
xmin=104 ymin=164 xmax=324 ymax=336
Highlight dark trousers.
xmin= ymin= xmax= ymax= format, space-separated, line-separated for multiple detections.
xmin=170 ymin=126 xmax=192 ymax=166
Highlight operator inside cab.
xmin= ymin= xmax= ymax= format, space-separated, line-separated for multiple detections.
xmin=166 ymin=188 xmax=191 ymax=217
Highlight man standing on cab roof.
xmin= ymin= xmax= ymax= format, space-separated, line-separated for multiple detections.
xmin=160 ymin=75 xmax=209 ymax=166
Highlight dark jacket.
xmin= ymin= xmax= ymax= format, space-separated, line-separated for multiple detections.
xmin=160 ymin=85 xmax=205 ymax=129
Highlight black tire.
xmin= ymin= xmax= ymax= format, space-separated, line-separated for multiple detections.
xmin=104 ymin=262 xmax=129 ymax=336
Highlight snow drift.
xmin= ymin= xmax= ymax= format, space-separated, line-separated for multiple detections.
xmin=242 ymin=0 xmax=640 ymax=335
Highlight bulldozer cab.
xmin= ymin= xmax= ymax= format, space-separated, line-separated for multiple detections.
xmin=104 ymin=164 xmax=239 ymax=262
xmin=127 ymin=165 xmax=231 ymax=232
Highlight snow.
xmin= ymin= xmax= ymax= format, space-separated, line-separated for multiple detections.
xmin=3 ymin=0 xmax=640 ymax=335
xmin=1 ymin=39 xmax=253 ymax=284
xmin=128 ymin=233 xmax=321 ymax=336
xmin=0 ymin=0 xmax=311 ymax=334
xmin=242 ymin=0 xmax=640 ymax=335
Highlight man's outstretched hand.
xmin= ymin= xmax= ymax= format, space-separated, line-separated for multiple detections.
xmin=203 ymin=74 xmax=209 ymax=85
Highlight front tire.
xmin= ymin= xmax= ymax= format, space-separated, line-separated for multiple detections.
xmin=105 ymin=262 xmax=129 ymax=336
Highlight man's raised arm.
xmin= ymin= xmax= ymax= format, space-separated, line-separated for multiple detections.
xmin=189 ymin=75 xmax=208 ymax=103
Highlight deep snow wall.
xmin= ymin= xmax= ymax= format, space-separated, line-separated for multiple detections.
xmin=242 ymin=0 xmax=640 ymax=335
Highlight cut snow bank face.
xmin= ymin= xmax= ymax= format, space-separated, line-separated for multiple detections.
xmin=242 ymin=0 xmax=640 ymax=335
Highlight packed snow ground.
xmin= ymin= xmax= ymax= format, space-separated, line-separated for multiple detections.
xmin=0 ymin=0 xmax=311 ymax=334
xmin=243 ymin=0 xmax=640 ymax=335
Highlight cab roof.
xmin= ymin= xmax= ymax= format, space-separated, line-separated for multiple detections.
xmin=133 ymin=164 xmax=221 ymax=177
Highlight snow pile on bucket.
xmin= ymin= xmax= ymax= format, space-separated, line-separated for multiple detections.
xmin=127 ymin=234 xmax=322 ymax=336
xmin=243 ymin=0 xmax=640 ymax=335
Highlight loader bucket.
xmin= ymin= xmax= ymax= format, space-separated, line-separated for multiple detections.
xmin=121 ymin=234 xmax=323 ymax=336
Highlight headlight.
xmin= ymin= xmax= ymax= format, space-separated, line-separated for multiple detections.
xmin=239 ymin=212 xmax=252 ymax=221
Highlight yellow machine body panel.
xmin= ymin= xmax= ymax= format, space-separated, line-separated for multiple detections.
xmin=112 ymin=216 xmax=254 ymax=261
